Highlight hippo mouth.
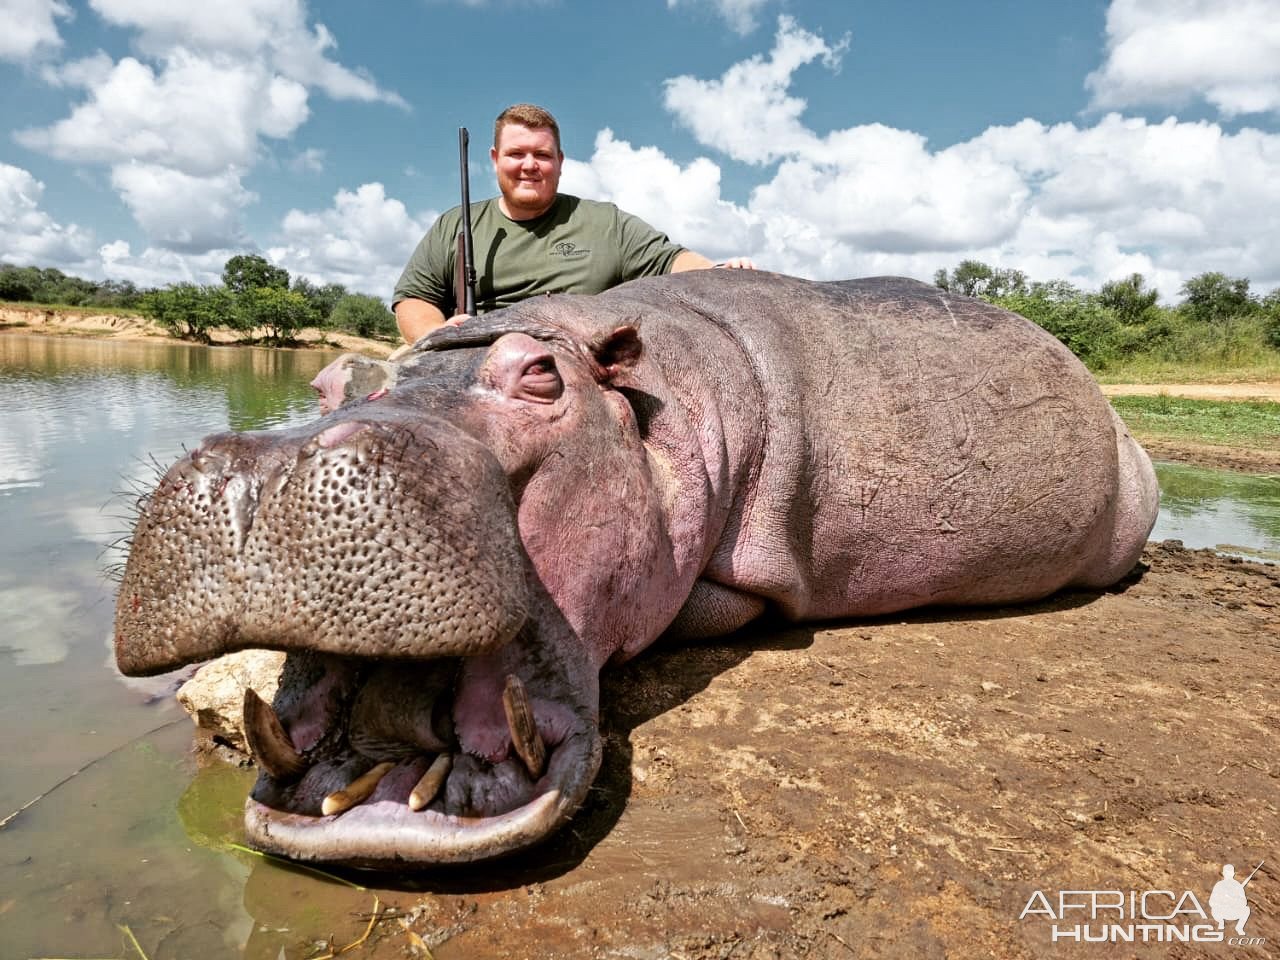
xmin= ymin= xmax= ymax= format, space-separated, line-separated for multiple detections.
xmin=239 ymin=648 xmax=602 ymax=867
xmin=115 ymin=414 xmax=601 ymax=865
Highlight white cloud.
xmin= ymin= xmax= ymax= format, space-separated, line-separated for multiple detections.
xmin=0 ymin=0 xmax=71 ymax=63
xmin=18 ymin=52 xmax=310 ymax=176
xmin=663 ymin=16 xmax=848 ymax=165
xmin=289 ymin=147 xmax=326 ymax=173
xmin=268 ymin=183 xmax=435 ymax=296
xmin=561 ymin=129 xmax=760 ymax=258
xmin=87 ymin=0 xmax=405 ymax=106
xmin=665 ymin=0 xmax=773 ymax=36
xmin=0 ymin=163 xmax=96 ymax=269
xmin=99 ymin=240 xmax=232 ymax=288
xmin=617 ymin=19 xmax=1280 ymax=295
xmin=16 ymin=0 xmax=402 ymax=257
xmin=1087 ymin=0 xmax=1280 ymax=116
xmin=110 ymin=163 xmax=255 ymax=250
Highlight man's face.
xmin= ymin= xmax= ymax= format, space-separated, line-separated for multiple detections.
xmin=491 ymin=123 xmax=563 ymax=220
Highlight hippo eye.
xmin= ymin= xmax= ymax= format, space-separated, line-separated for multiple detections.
xmin=518 ymin=355 xmax=562 ymax=402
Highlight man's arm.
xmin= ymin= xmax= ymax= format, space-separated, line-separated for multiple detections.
xmin=394 ymin=298 xmax=448 ymax=342
xmin=670 ymin=251 xmax=756 ymax=272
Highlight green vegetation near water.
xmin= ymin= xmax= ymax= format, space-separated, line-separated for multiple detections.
xmin=1 ymin=255 xmax=397 ymax=345
xmin=1109 ymin=395 xmax=1280 ymax=450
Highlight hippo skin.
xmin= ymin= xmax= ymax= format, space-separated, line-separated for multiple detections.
xmin=114 ymin=272 xmax=1158 ymax=868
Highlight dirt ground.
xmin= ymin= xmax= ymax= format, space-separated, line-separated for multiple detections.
xmin=231 ymin=542 xmax=1275 ymax=960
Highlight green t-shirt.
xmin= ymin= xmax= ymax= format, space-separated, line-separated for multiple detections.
xmin=392 ymin=194 xmax=686 ymax=315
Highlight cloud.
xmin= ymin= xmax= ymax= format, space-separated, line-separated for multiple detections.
xmin=99 ymin=240 xmax=232 ymax=288
xmin=268 ymin=183 xmax=436 ymax=296
xmin=87 ymin=0 xmax=406 ymax=106
xmin=289 ymin=147 xmax=326 ymax=173
xmin=665 ymin=0 xmax=774 ymax=36
xmin=110 ymin=163 xmax=255 ymax=250
xmin=663 ymin=16 xmax=848 ymax=165
xmin=561 ymin=129 xmax=760 ymax=258
xmin=0 ymin=0 xmax=71 ymax=63
xmin=19 ymin=51 xmax=310 ymax=175
xmin=16 ymin=0 xmax=403 ymax=256
xmin=622 ymin=18 xmax=1280 ymax=294
xmin=1087 ymin=0 xmax=1280 ymax=116
xmin=0 ymin=163 xmax=96 ymax=269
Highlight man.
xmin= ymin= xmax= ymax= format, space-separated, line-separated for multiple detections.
xmin=392 ymin=103 xmax=754 ymax=343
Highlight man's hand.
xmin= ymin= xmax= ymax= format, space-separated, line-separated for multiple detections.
xmin=444 ymin=313 xmax=469 ymax=327
xmin=716 ymin=257 xmax=756 ymax=269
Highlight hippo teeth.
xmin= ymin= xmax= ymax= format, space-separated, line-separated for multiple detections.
xmin=243 ymin=688 xmax=307 ymax=781
xmin=502 ymin=674 xmax=547 ymax=779
xmin=321 ymin=761 xmax=396 ymax=816
xmin=408 ymin=753 xmax=453 ymax=811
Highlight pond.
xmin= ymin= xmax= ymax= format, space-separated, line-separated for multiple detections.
xmin=0 ymin=333 xmax=1276 ymax=958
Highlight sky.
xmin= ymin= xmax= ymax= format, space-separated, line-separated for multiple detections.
xmin=2 ymin=0 xmax=1279 ymax=302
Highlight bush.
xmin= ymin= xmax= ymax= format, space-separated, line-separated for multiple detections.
xmin=233 ymin=286 xmax=312 ymax=343
xmin=141 ymin=284 xmax=233 ymax=342
xmin=328 ymin=294 xmax=397 ymax=339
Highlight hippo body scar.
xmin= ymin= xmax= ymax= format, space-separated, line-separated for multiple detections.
xmin=114 ymin=272 xmax=1158 ymax=867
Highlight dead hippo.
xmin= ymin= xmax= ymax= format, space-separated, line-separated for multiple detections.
xmin=113 ymin=272 xmax=1158 ymax=868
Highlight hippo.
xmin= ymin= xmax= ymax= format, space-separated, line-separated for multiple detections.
xmin=113 ymin=272 xmax=1158 ymax=868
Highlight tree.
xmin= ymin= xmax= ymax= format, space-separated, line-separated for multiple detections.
xmin=934 ymin=260 xmax=1028 ymax=299
xmin=141 ymin=284 xmax=233 ymax=342
xmin=234 ymin=286 xmax=311 ymax=343
xmin=222 ymin=254 xmax=290 ymax=295
xmin=328 ymin=293 xmax=398 ymax=339
xmin=0 ymin=269 xmax=34 ymax=302
xmin=292 ymin=276 xmax=347 ymax=324
xmin=1262 ymin=289 xmax=1280 ymax=349
xmin=1098 ymin=273 xmax=1159 ymax=325
xmin=1179 ymin=272 xmax=1254 ymax=324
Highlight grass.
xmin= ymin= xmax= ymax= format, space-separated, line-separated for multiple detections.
xmin=1094 ymin=355 xmax=1280 ymax=384
xmin=1110 ymin=395 xmax=1280 ymax=449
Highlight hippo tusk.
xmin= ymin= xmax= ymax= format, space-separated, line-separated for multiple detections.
xmin=322 ymin=761 xmax=396 ymax=816
xmin=502 ymin=674 xmax=546 ymax=779
xmin=243 ymin=688 xmax=307 ymax=781
xmin=408 ymin=753 xmax=453 ymax=811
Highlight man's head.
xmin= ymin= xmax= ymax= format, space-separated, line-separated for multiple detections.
xmin=491 ymin=103 xmax=564 ymax=221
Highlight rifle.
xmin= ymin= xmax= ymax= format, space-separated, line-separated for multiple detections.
xmin=454 ymin=127 xmax=478 ymax=316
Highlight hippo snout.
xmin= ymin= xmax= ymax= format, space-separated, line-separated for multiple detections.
xmin=115 ymin=414 xmax=529 ymax=673
xmin=115 ymin=411 xmax=604 ymax=865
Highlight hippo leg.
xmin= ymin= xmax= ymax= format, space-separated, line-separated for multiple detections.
xmin=665 ymin=580 xmax=767 ymax=641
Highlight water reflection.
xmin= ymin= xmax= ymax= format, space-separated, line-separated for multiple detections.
xmin=1151 ymin=461 xmax=1280 ymax=561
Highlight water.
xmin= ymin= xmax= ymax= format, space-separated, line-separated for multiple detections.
xmin=0 ymin=335 xmax=380 ymax=959
xmin=0 ymin=333 xmax=1276 ymax=957
xmin=1151 ymin=461 xmax=1280 ymax=563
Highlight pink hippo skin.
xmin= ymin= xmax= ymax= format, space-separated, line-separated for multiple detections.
xmin=113 ymin=272 xmax=1158 ymax=868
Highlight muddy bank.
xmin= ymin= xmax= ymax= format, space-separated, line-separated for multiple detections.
xmin=0 ymin=304 xmax=394 ymax=357
xmin=184 ymin=541 xmax=1276 ymax=959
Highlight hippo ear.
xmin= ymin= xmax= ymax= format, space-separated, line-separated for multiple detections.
xmin=588 ymin=325 xmax=643 ymax=382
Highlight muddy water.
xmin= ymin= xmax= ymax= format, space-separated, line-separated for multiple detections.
xmin=0 ymin=335 xmax=1276 ymax=957
xmin=1151 ymin=461 xmax=1280 ymax=562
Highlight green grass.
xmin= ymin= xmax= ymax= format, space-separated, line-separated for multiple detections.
xmin=1094 ymin=355 xmax=1280 ymax=384
xmin=1110 ymin=395 xmax=1280 ymax=448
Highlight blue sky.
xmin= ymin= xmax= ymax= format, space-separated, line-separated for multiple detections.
xmin=2 ymin=0 xmax=1279 ymax=300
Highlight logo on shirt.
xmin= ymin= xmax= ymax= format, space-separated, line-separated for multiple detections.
xmin=551 ymin=241 xmax=590 ymax=260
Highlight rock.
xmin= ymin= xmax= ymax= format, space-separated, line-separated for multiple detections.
xmin=177 ymin=650 xmax=287 ymax=753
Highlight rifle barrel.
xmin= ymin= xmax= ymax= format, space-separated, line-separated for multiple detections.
xmin=458 ymin=127 xmax=477 ymax=315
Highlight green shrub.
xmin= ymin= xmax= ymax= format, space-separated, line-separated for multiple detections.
xmin=328 ymin=294 xmax=397 ymax=339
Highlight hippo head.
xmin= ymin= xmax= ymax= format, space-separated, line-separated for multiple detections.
xmin=114 ymin=302 xmax=683 ymax=867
